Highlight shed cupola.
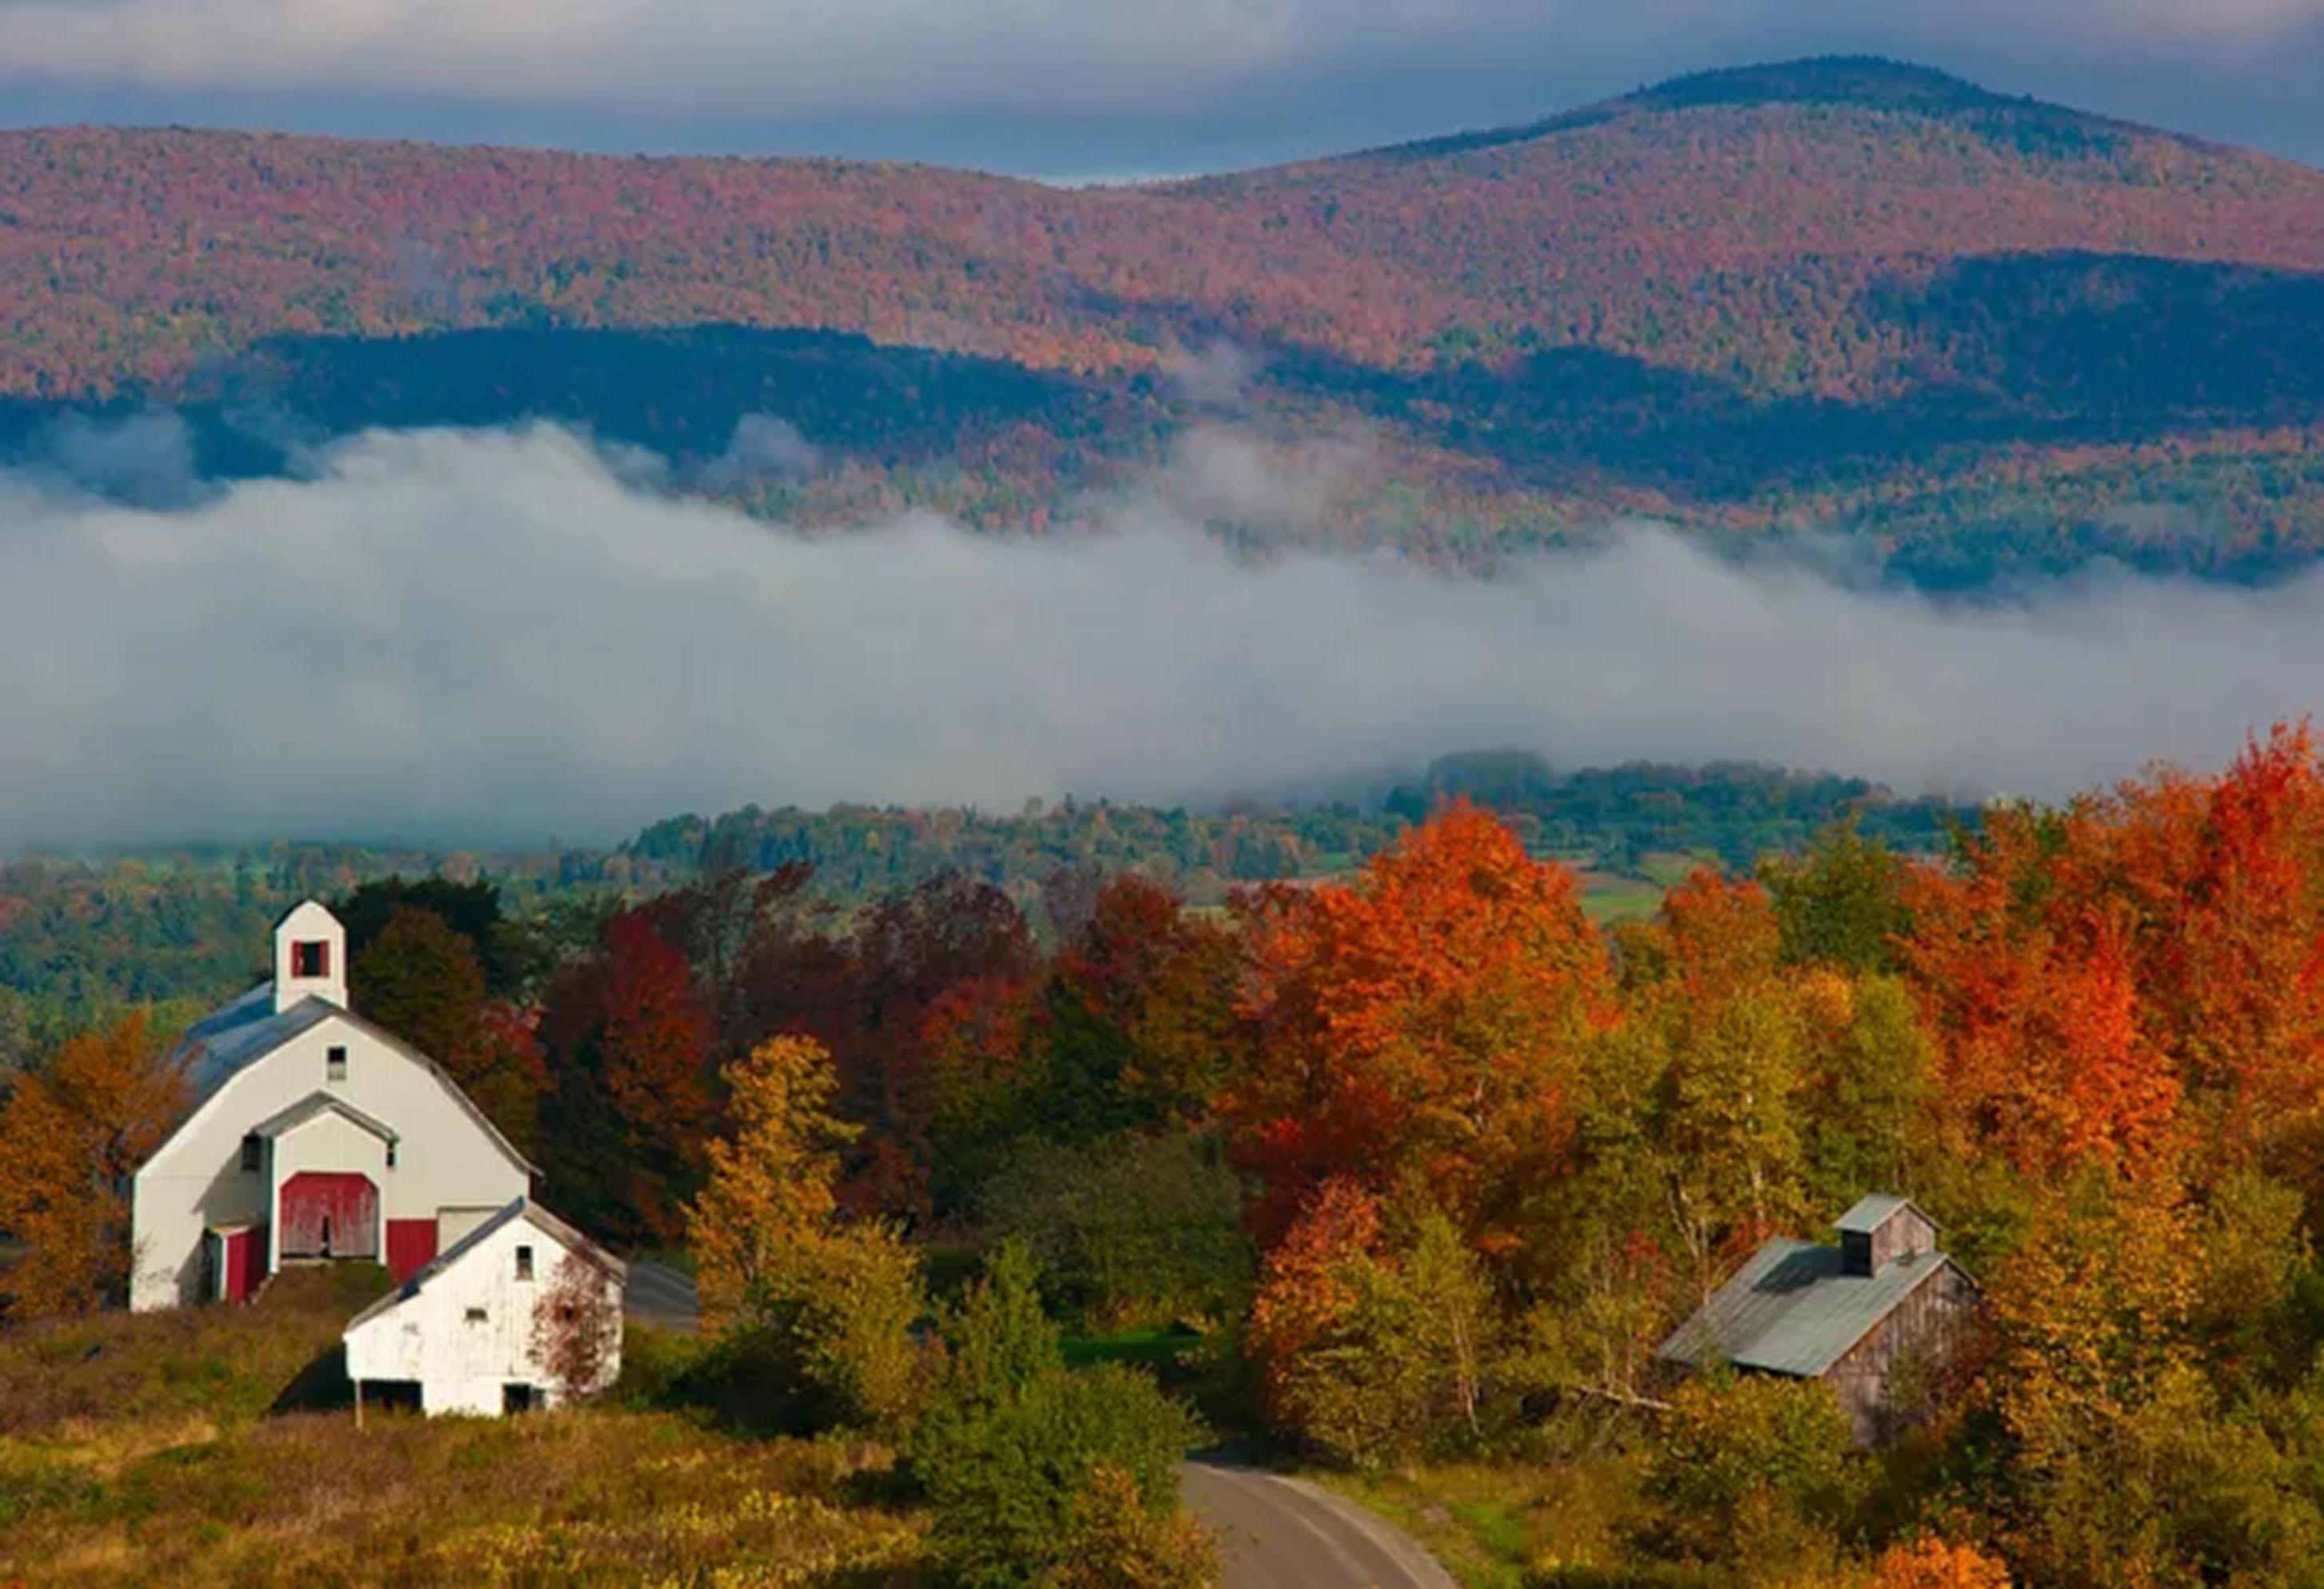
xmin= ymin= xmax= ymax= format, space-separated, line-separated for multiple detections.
xmin=1835 ymin=1193 xmax=1939 ymax=1278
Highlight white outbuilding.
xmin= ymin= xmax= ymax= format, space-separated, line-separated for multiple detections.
xmin=130 ymin=901 xmax=535 ymax=1311
xmin=344 ymin=1195 xmax=626 ymax=1416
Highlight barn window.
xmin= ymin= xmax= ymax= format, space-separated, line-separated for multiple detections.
xmin=292 ymin=940 xmax=331 ymax=978
xmin=240 ymin=1134 xmax=261 ymax=1173
xmin=327 ymin=1045 xmax=348 ymax=1082
xmin=465 ymin=1307 xmax=487 ymax=1324
xmin=515 ymin=1245 xmax=535 ymax=1281
xmin=385 ymin=1142 xmax=397 ymax=1169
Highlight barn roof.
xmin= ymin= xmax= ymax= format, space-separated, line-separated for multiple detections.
xmin=168 ymin=985 xmax=537 ymax=1177
xmin=1656 ymin=1238 xmax=1959 ymax=1379
xmin=252 ymin=1091 xmax=398 ymax=1144
xmin=344 ymin=1197 xmax=627 ymax=1333
xmin=178 ymin=984 xmax=336 ymax=1097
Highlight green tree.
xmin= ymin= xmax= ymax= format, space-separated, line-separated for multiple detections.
xmin=1761 ymin=819 xmax=1910 ymax=974
xmin=980 ymin=1131 xmax=1253 ymax=1330
xmin=352 ymin=906 xmax=544 ymax=1153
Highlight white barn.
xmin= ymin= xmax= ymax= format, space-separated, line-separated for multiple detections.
xmin=344 ymin=1196 xmax=625 ymax=1416
xmin=131 ymin=901 xmax=535 ymax=1312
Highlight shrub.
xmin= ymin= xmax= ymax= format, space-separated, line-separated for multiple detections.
xmin=1634 ymin=1373 xmax=1860 ymax=1573
xmin=916 ymin=1364 xmax=1206 ymax=1588
xmin=909 ymin=1242 xmax=1210 ymax=1587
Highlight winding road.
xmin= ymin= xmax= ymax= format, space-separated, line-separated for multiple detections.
xmin=624 ymin=1263 xmax=1456 ymax=1587
xmin=1182 ymin=1459 xmax=1459 ymax=1589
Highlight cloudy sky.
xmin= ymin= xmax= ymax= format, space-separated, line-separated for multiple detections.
xmin=2 ymin=1 xmax=2322 ymax=175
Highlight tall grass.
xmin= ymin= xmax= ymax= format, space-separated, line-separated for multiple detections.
xmin=0 ymin=1277 xmax=921 ymax=1586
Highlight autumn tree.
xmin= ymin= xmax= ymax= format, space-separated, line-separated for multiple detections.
xmin=0 ymin=1014 xmax=188 ymax=1319
xmin=1868 ymin=1537 xmax=2012 ymax=1589
xmin=1226 ymin=803 xmax=1614 ymax=1252
xmin=1246 ymin=1181 xmax=1495 ymax=1464
xmin=686 ymin=1034 xmax=926 ymax=1431
xmin=530 ymin=1250 xmax=623 ymax=1402
xmin=539 ymin=910 xmax=719 ymax=1243
xmin=691 ymin=1035 xmax=858 ymax=1329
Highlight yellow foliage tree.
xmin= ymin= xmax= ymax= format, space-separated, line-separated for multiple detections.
xmin=690 ymin=1034 xmax=858 ymax=1332
xmin=686 ymin=1034 xmax=926 ymax=1429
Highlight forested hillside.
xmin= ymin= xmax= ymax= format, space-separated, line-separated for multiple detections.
xmin=7 ymin=58 xmax=2324 ymax=579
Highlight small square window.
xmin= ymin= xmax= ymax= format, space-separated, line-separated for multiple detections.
xmin=515 ymin=1245 xmax=534 ymax=1281
xmin=326 ymin=1045 xmax=348 ymax=1082
xmin=240 ymin=1134 xmax=261 ymax=1173
xmin=465 ymin=1307 xmax=487 ymax=1324
xmin=292 ymin=940 xmax=330 ymax=978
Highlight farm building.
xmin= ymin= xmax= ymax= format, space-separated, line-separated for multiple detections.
xmin=129 ymin=902 xmax=535 ymax=1312
xmin=344 ymin=1196 xmax=625 ymax=1416
xmin=1657 ymin=1194 xmax=1980 ymax=1444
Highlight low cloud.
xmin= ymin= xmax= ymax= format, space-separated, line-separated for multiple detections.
xmin=28 ymin=410 xmax=202 ymax=508
xmin=1 ymin=420 xmax=2321 ymax=850
xmin=696 ymin=414 xmax=823 ymax=492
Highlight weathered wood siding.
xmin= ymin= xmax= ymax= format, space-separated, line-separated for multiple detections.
xmin=1825 ymin=1260 xmax=1979 ymax=1444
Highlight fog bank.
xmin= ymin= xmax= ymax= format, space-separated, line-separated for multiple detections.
xmin=1 ymin=422 xmax=2318 ymax=848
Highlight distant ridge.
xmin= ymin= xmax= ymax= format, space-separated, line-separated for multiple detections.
xmin=1351 ymin=54 xmax=2155 ymax=163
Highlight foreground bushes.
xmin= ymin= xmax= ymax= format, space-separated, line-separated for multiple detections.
xmin=907 ymin=1243 xmax=1213 ymax=1587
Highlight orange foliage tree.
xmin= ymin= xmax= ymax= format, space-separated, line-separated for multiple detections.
xmin=1224 ymin=803 xmax=1614 ymax=1252
xmin=0 ymin=1014 xmax=189 ymax=1319
xmin=1869 ymin=1536 xmax=2012 ymax=1588
xmin=1903 ymin=724 xmax=2324 ymax=1184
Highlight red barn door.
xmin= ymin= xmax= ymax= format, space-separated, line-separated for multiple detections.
xmin=278 ymin=1172 xmax=379 ymax=1260
xmin=385 ymin=1219 xmax=438 ymax=1282
xmin=223 ymin=1227 xmax=262 ymax=1300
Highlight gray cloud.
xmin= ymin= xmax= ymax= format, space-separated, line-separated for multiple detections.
xmin=1 ymin=421 xmax=2320 ymax=850
xmin=3 ymin=2 xmax=2324 ymax=172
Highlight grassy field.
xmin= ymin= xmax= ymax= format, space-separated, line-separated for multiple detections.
xmin=0 ymin=1272 xmax=919 ymax=1587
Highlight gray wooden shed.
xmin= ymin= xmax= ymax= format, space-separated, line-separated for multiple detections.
xmin=1656 ymin=1194 xmax=1980 ymax=1444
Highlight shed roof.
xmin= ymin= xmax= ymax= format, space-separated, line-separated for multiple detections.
xmin=1836 ymin=1193 xmax=1937 ymax=1235
xmin=251 ymin=1091 xmax=398 ymax=1145
xmin=1657 ymin=1238 xmax=1958 ymax=1378
xmin=344 ymin=1197 xmax=627 ymax=1333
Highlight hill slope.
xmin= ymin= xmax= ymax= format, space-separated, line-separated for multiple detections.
xmin=5 ymin=57 xmax=2324 ymax=579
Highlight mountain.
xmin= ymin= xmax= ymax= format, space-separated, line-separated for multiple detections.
xmin=6 ymin=56 xmax=2324 ymax=580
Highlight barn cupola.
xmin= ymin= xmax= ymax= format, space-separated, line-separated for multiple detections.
xmin=273 ymin=900 xmax=348 ymax=1014
xmin=1836 ymin=1194 xmax=1939 ymax=1279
